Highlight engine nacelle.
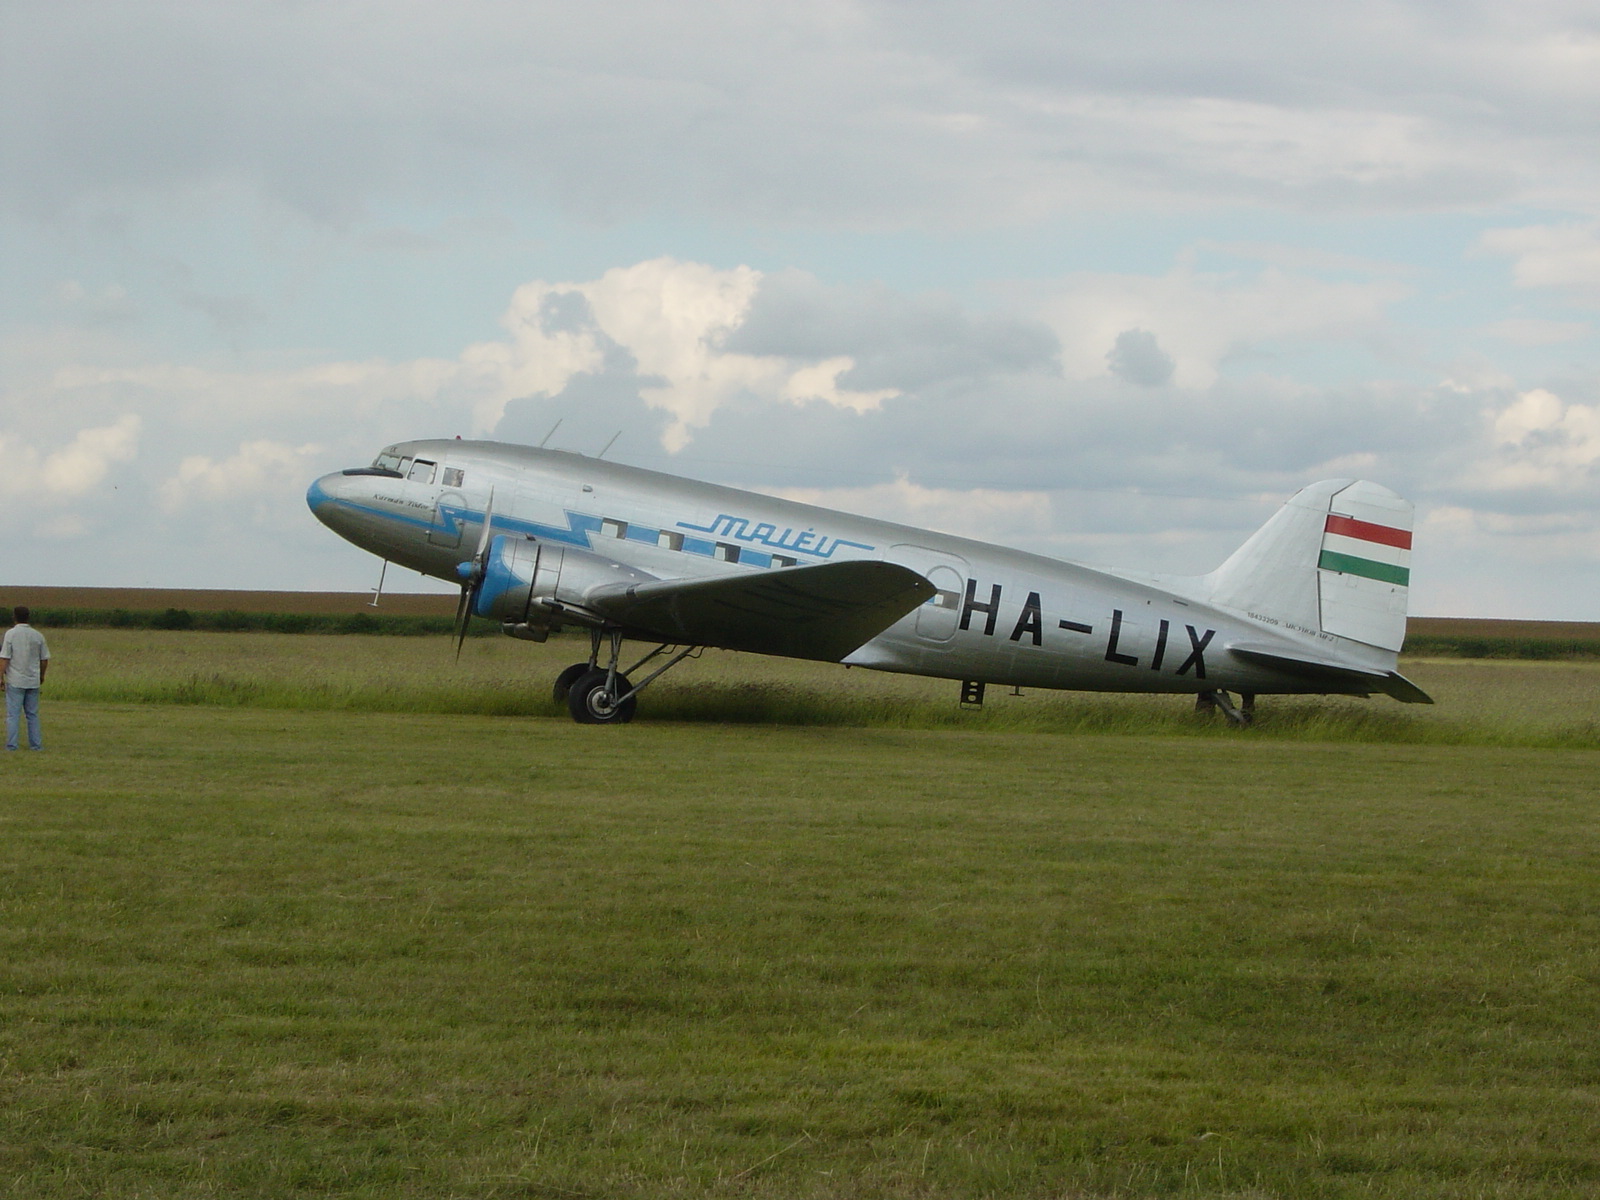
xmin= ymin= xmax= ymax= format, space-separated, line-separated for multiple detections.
xmin=471 ymin=534 xmax=656 ymax=627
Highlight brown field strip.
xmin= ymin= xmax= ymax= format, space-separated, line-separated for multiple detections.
xmin=1407 ymin=615 xmax=1600 ymax=640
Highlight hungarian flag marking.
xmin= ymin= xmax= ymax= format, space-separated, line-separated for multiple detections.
xmin=1319 ymin=513 xmax=1411 ymax=586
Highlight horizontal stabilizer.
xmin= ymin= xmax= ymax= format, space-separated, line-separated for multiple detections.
xmin=1228 ymin=645 xmax=1434 ymax=704
xmin=588 ymin=560 xmax=936 ymax=661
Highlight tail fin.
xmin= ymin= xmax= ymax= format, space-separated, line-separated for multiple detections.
xmin=1206 ymin=479 xmax=1414 ymax=653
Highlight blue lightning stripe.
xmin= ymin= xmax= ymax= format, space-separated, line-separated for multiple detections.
xmin=320 ymin=487 xmax=815 ymax=572
xmin=433 ymin=503 xmax=603 ymax=547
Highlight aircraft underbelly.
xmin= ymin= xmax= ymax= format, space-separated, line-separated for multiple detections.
xmin=856 ymin=630 xmax=1367 ymax=696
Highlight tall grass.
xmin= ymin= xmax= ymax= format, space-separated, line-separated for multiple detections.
xmin=27 ymin=608 xmax=1600 ymax=659
xmin=39 ymin=629 xmax=1600 ymax=748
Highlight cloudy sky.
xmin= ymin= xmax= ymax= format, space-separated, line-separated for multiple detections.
xmin=5 ymin=1 xmax=1600 ymax=618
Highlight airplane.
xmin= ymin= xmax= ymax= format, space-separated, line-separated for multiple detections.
xmin=307 ymin=438 xmax=1431 ymax=725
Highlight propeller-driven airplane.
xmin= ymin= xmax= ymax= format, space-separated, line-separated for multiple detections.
xmin=307 ymin=438 xmax=1430 ymax=724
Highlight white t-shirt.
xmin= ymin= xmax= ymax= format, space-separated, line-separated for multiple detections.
xmin=1 ymin=624 xmax=50 ymax=688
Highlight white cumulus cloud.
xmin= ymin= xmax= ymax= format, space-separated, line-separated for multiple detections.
xmin=781 ymin=356 xmax=899 ymax=413
xmin=1478 ymin=222 xmax=1600 ymax=300
xmin=1028 ymin=258 xmax=1409 ymax=388
xmin=464 ymin=258 xmax=904 ymax=449
xmin=0 ymin=415 xmax=141 ymax=499
xmin=1487 ymin=387 xmax=1600 ymax=487
xmin=159 ymin=439 xmax=327 ymax=517
xmin=765 ymin=473 xmax=1053 ymax=543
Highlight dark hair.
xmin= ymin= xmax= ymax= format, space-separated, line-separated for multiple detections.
xmin=13 ymin=606 xmax=28 ymax=624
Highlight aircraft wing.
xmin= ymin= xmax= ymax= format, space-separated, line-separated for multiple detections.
xmin=586 ymin=560 xmax=937 ymax=661
xmin=1227 ymin=645 xmax=1434 ymax=704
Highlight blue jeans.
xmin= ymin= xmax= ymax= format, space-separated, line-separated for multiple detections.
xmin=5 ymin=686 xmax=41 ymax=751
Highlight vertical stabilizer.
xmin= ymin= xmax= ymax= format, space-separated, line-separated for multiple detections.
xmin=1316 ymin=481 xmax=1412 ymax=652
xmin=1205 ymin=479 xmax=1414 ymax=652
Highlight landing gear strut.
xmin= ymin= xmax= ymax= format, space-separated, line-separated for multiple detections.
xmin=1195 ymin=690 xmax=1255 ymax=727
xmin=568 ymin=667 xmax=637 ymax=724
xmin=560 ymin=628 xmax=701 ymax=724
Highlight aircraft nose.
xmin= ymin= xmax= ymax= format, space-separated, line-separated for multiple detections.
xmin=307 ymin=471 xmax=358 ymax=529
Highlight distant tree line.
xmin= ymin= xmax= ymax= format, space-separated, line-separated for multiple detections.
xmin=26 ymin=608 xmax=482 ymax=636
xmin=1401 ymin=634 xmax=1600 ymax=661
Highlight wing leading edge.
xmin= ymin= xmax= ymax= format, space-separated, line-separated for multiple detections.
xmin=587 ymin=560 xmax=937 ymax=661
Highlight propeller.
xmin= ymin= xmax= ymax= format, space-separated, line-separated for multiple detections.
xmin=453 ymin=487 xmax=495 ymax=659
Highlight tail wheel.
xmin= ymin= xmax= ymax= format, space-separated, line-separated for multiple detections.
xmin=552 ymin=662 xmax=591 ymax=704
xmin=567 ymin=669 xmax=637 ymax=724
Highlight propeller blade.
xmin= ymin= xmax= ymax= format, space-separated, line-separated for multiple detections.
xmin=453 ymin=583 xmax=472 ymax=661
xmin=453 ymin=488 xmax=497 ymax=663
xmin=474 ymin=487 xmax=496 ymax=562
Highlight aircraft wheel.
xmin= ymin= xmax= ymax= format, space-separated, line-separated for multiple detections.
xmin=567 ymin=669 xmax=637 ymax=724
xmin=552 ymin=662 xmax=590 ymax=704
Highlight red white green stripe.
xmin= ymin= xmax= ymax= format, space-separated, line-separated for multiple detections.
xmin=1318 ymin=513 xmax=1411 ymax=586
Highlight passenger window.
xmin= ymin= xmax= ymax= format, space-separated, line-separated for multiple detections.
xmin=441 ymin=467 xmax=464 ymax=488
xmin=601 ymin=518 xmax=627 ymax=539
xmin=658 ymin=530 xmax=684 ymax=551
xmin=714 ymin=543 xmax=741 ymax=563
xmin=408 ymin=459 xmax=436 ymax=483
xmin=771 ymin=555 xmax=797 ymax=569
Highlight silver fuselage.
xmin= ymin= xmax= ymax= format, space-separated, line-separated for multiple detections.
xmin=308 ymin=439 xmax=1391 ymax=696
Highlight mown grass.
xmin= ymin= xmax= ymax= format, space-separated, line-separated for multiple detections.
xmin=3 ymin=702 xmax=1600 ymax=1198
xmin=39 ymin=629 xmax=1600 ymax=749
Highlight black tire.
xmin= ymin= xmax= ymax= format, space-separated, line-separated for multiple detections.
xmin=567 ymin=668 xmax=637 ymax=724
xmin=552 ymin=662 xmax=590 ymax=704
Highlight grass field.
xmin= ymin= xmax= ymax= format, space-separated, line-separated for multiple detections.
xmin=4 ymin=633 xmax=1600 ymax=1198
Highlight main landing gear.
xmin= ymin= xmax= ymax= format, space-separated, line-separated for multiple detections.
xmin=553 ymin=628 xmax=701 ymax=724
xmin=1195 ymin=690 xmax=1255 ymax=727
xmin=551 ymin=662 xmax=590 ymax=704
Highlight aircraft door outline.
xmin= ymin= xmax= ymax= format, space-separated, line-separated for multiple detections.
xmin=429 ymin=490 xmax=467 ymax=547
xmin=891 ymin=544 xmax=970 ymax=642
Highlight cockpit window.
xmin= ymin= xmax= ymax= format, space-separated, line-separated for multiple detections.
xmin=441 ymin=467 xmax=464 ymax=488
xmin=407 ymin=458 xmax=436 ymax=483
xmin=374 ymin=451 xmax=404 ymax=472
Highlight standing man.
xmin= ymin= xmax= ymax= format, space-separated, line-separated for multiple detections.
xmin=2 ymin=606 xmax=50 ymax=752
